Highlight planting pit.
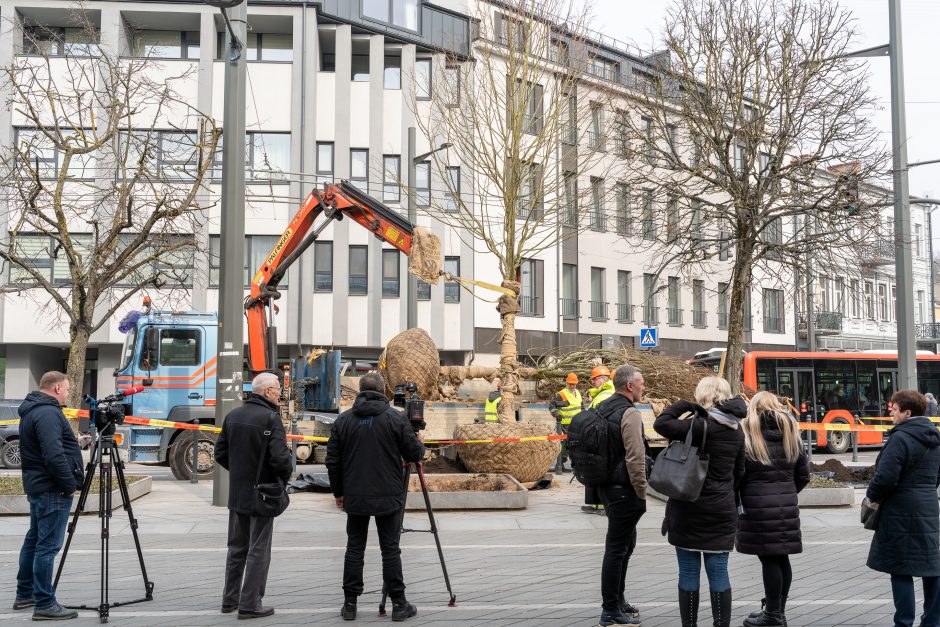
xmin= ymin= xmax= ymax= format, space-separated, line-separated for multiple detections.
xmin=405 ymin=473 xmax=527 ymax=510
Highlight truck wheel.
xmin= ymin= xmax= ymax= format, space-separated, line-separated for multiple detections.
xmin=825 ymin=421 xmax=851 ymax=455
xmin=169 ymin=432 xmax=217 ymax=481
xmin=1 ymin=439 xmax=21 ymax=469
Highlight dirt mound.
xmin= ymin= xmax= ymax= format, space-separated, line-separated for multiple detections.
xmin=811 ymin=459 xmax=875 ymax=484
xmin=422 ymin=455 xmax=467 ymax=474
xmin=408 ymin=473 xmax=513 ymax=492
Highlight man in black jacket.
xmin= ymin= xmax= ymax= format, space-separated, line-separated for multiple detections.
xmin=14 ymin=371 xmax=83 ymax=621
xmin=216 ymin=372 xmax=292 ymax=620
xmin=326 ymin=372 xmax=425 ymax=622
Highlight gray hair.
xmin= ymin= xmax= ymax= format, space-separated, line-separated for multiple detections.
xmin=251 ymin=372 xmax=280 ymax=395
xmin=613 ymin=364 xmax=641 ymax=391
xmin=359 ymin=372 xmax=386 ymax=393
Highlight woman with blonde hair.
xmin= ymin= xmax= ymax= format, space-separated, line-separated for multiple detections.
xmin=654 ymin=376 xmax=746 ymax=627
xmin=736 ymin=391 xmax=810 ymax=627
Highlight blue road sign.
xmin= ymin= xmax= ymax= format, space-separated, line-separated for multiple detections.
xmin=639 ymin=327 xmax=658 ymax=348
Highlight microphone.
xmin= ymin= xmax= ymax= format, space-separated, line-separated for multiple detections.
xmin=117 ymin=385 xmax=146 ymax=397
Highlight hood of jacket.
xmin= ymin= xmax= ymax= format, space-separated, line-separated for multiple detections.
xmin=352 ymin=390 xmax=391 ymax=417
xmin=890 ymin=416 xmax=940 ymax=449
xmin=19 ymin=391 xmax=62 ymax=417
xmin=759 ymin=410 xmax=785 ymax=442
xmin=708 ymin=396 xmax=748 ymax=429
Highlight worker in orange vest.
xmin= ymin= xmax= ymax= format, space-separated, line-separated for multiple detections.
xmin=551 ymin=372 xmax=583 ymax=472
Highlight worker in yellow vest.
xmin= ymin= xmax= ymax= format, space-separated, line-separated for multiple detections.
xmin=482 ymin=378 xmax=502 ymax=423
xmin=584 ymin=365 xmax=614 ymax=514
xmin=551 ymin=372 xmax=583 ymax=472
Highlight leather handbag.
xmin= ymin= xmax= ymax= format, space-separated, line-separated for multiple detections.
xmin=250 ymin=416 xmax=290 ymax=518
xmin=648 ymin=414 xmax=709 ymax=502
xmin=860 ymin=497 xmax=880 ymax=530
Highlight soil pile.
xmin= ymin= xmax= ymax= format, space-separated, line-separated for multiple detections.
xmin=408 ymin=473 xmax=513 ymax=492
xmin=811 ymin=459 xmax=875 ymax=484
xmin=422 ymin=454 xmax=467 ymax=474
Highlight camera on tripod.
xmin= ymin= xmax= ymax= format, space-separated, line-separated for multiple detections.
xmin=392 ymin=381 xmax=426 ymax=433
xmin=83 ymin=385 xmax=144 ymax=436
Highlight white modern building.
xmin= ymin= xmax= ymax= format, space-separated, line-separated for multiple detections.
xmin=0 ymin=0 xmax=929 ymax=399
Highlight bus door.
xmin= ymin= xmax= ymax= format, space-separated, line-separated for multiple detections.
xmin=777 ymin=368 xmax=816 ymax=421
xmin=877 ymin=369 xmax=898 ymax=415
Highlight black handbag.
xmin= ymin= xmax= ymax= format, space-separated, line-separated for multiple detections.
xmin=250 ymin=416 xmax=290 ymax=518
xmin=860 ymin=497 xmax=880 ymax=530
xmin=648 ymin=414 xmax=709 ymax=502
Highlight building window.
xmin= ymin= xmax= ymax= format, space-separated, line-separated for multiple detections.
xmin=563 ymin=173 xmax=578 ymax=227
xmin=16 ymin=128 xmax=95 ymax=180
xmin=23 ymin=25 xmax=100 ymax=57
xmin=132 ymin=30 xmax=200 ymax=59
xmin=643 ymin=273 xmax=658 ymax=325
xmin=349 ymin=246 xmax=368 ymax=295
xmin=718 ymin=282 xmax=729 ymax=329
xmin=445 ymin=256 xmax=460 ymax=303
xmin=517 ymin=162 xmax=542 ymax=220
xmin=521 ymin=82 xmax=543 ymax=133
xmin=246 ymin=133 xmax=290 ymax=181
xmin=642 ymin=189 xmax=655 ymax=240
xmin=893 ymin=285 xmax=898 ymax=321
xmin=616 ymin=183 xmax=631 ymax=236
xmin=851 ymin=278 xmax=860 ymax=318
xmin=8 ymin=234 xmax=55 ymax=284
xmin=693 ymin=280 xmax=706 ymax=327
xmin=918 ymin=290 xmax=925 ymax=324
xmin=316 ymin=142 xmax=334 ymax=179
xmin=590 ymin=178 xmax=605 ymax=231
xmin=915 ymin=224 xmax=924 ymax=257
xmin=519 ymin=258 xmax=541 ymax=315
xmin=666 ymin=196 xmax=679 ymax=238
xmin=219 ymin=32 xmax=292 ymax=62
xmin=691 ymin=199 xmax=705 ymax=250
xmin=383 ymin=155 xmax=400 ymax=202
xmin=617 ymin=271 xmax=632 ymax=323
xmin=244 ymin=235 xmax=286 ymax=288
xmin=350 ymin=149 xmax=369 ymax=191
xmin=444 ymin=65 xmax=461 ymax=107
xmin=642 ymin=116 xmax=654 ymax=164
xmin=363 ymin=0 xmax=419 ymax=31
xmin=878 ymin=284 xmax=888 ymax=320
xmin=382 ymin=249 xmax=400 ymax=297
xmin=445 ymin=166 xmax=461 ymax=212
xmin=417 ymin=280 xmax=431 ymax=300
xmin=209 ymin=235 xmax=221 ymax=287
xmin=591 ymin=267 xmax=606 ymax=321
xmin=562 ymin=264 xmax=578 ymax=319
xmin=864 ymin=281 xmax=874 ymax=319
xmin=415 ymin=58 xmax=431 ymax=99
xmin=589 ymin=106 xmax=605 ymax=151
xmin=384 ymin=55 xmax=401 ymax=89
xmin=351 ymin=53 xmax=370 ymax=81
xmin=314 ymin=241 xmax=333 ymax=292
xmin=415 ymin=161 xmax=430 ymax=207
xmin=835 ymin=278 xmax=846 ymax=316
xmin=668 ymin=276 xmax=682 ymax=326
xmin=763 ymin=288 xmax=784 ymax=333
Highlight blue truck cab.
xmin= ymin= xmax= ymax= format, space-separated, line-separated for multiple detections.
xmin=113 ymin=307 xmax=220 ymax=480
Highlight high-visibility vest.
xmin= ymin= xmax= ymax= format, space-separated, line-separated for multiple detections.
xmin=557 ymin=388 xmax=583 ymax=425
xmin=589 ymin=380 xmax=615 ymax=409
xmin=484 ymin=393 xmax=502 ymax=423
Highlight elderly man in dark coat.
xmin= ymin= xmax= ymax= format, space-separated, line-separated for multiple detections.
xmin=215 ymin=372 xmax=292 ymax=620
xmin=326 ymin=371 xmax=425 ymax=623
xmin=867 ymin=389 xmax=940 ymax=627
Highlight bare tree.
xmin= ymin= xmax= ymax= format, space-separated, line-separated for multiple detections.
xmin=413 ymin=0 xmax=624 ymax=420
xmin=0 ymin=13 xmax=220 ymax=406
xmin=618 ymin=0 xmax=888 ymax=391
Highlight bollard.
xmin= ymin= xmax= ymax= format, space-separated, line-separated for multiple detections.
xmin=290 ymin=418 xmax=298 ymax=473
xmin=191 ymin=419 xmax=199 ymax=484
xmin=852 ymin=417 xmax=859 ymax=463
xmin=805 ymin=422 xmax=813 ymax=466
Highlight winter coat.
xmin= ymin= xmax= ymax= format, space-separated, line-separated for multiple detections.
xmin=215 ymin=394 xmax=293 ymax=515
xmin=19 ymin=392 xmax=84 ymax=496
xmin=735 ymin=411 xmax=810 ymax=555
xmin=654 ymin=396 xmax=746 ymax=552
xmin=326 ymin=390 xmax=425 ymax=516
xmin=866 ymin=416 xmax=940 ymax=577
xmin=927 ymin=396 xmax=939 ymax=418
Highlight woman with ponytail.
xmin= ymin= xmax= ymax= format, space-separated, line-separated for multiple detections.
xmin=736 ymin=391 xmax=810 ymax=627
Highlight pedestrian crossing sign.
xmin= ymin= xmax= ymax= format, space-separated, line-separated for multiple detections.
xmin=639 ymin=327 xmax=658 ymax=348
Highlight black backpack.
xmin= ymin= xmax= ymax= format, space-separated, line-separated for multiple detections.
xmin=568 ymin=399 xmax=630 ymax=487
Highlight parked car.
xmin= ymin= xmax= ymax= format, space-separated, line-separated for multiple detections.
xmin=0 ymin=402 xmax=22 ymax=470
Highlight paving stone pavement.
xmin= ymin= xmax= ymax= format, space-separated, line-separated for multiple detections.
xmin=0 ymin=467 xmax=918 ymax=626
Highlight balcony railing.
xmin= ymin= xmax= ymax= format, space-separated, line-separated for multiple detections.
xmin=560 ymin=124 xmax=577 ymax=145
xmin=590 ymin=300 xmax=608 ymax=321
xmin=617 ymin=303 xmax=634 ymax=323
xmin=668 ymin=307 xmax=683 ymax=326
xmin=763 ymin=316 xmax=785 ymax=334
xmin=916 ymin=323 xmax=940 ymax=340
xmin=587 ymin=130 xmax=606 ymax=152
xmin=519 ymin=295 xmax=539 ymax=316
xmin=693 ymin=310 xmax=707 ymax=328
xmin=591 ymin=208 xmax=606 ymax=231
xmin=616 ymin=215 xmax=632 ymax=236
xmin=861 ymin=241 xmax=895 ymax=266
xmin=561 ymin=298 xmax=579 ymax=320
xmin=642 ymin=306 xmax=659 ymax=326
xmin=798 ymin=311 xmax=844 ymax=336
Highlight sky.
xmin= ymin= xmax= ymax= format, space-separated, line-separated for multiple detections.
xmin=579 ymin=0 xmax=940 ymax=238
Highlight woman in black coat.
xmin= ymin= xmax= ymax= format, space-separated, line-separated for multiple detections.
xmin=866 ymin=389 xmax=940 ymax=627
xmin=736 ymin=391 xmax=810 ymax=627
xmin=653 ymin=376 xmax=745 ymax=627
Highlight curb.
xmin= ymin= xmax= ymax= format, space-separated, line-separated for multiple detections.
xmin=0 ymin=476 xmax=153 ymax=516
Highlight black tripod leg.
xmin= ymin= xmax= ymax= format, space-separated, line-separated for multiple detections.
xmin=100 ymin=443 xmax=111 ymax=623
xmin=54 ymin=441 xmax=99 ymax=590
xmin=378 ymin=463 xmax=413 ymax=617
xmin=111 ymin=440 xmax=155 ymax=601
xmin=416 ymin=463 xmax=456 ymax=607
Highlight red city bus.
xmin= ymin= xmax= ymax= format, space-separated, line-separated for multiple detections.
xmin=742 ymin=351 xmax=940 ymax=454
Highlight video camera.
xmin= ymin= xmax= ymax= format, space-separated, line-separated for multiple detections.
xmin=393 ymin=381 xmax=426 ymax=433
xmin=84 ymin=385 xmax=145 ymax=435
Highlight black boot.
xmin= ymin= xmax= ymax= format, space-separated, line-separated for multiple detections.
xmin=747 ymin=598 xmax=766 ymax=619
xmin=341 ymin=596 xmax=357 ymax=621
xmin=743 ymin=597 xmax=784 ymax=627
xmin=679 ymin=588 xmax=699 ymax=627
xmin=617 ymin=594 xmax=640 ymax=618
xmin=391 ymin=599 xmax=417 ymax=622
xmin=710 ymin=589 xmax=732 ymax=627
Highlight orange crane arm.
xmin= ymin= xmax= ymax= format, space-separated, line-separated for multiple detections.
xmin=245 ymin=181 xmax=415 ymax=374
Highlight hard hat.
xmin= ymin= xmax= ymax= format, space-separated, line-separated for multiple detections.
xmin=565 ymin=372 xmax=579 ymax=384
xmin=590 ymin=365 xmax=611 ymax=379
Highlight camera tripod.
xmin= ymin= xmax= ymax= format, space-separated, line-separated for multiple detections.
xmin=54 ymin=423 xmax=154 ymax=623
xmin=378 ymin=461 xmax=456 ymax=616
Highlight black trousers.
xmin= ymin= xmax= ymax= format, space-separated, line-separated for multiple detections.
xmin=343 ymin=512 xmax=405 ymax=601
xmin=222 ymin=511 xmax=274 ymax=612
xmin=757 ymin=554 xmax=793 ymax=600
xmin=599 ymin=486 xmax=646 ymax=610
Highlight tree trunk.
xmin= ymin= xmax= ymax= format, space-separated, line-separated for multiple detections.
xmin=724 ymin=252 xmax=754 ymax=395
xmin=66 ymin=324 xmax=92 ymax=409
xmin=496 ymin=280 xmax=522 ymax=423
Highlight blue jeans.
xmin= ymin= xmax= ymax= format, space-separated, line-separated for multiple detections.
xmin=676 ymin=547 xmax=731 ymax=593
xmin=890 ymin=574 xmax=940 ymax=627
xmin=16 ymin=492 xmax=73 ymax=610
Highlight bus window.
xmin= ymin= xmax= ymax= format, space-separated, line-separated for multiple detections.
xmin=814 ymin=359 xmax=856 ymax=413
xmin=756 ymin=361 xmax=775 ymax=391
xmin=856 ymin=360 xmax=880 ymax=417
xmin=918 ymin=361 xmax=940 ymax=397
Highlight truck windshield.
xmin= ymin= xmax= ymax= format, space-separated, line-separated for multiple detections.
xmin=118 ymin=327 xmax=137 ymax=371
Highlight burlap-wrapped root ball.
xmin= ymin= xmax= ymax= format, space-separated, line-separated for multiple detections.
xmin=453 ymin=422 xmax=560 ymax=484
xmin=379 ymin=328 xmax=440 ymax=401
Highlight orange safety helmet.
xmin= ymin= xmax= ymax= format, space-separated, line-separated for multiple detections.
xmin=565 ymin=372 xmax=579 ymax=385
xmin=590 ymin=365 xmax=611 ymax=380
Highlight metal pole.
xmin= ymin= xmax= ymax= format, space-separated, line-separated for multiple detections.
xmin=406 ymin=126 xmax=417 ymax=329
xmin=290 ymin=418 xmax=298 ymax=473
xmin=889 ymin=0 xmax=916 ymax=390
xmin=852 ymin=417 xmax=859 ymax=463
xmin=213 ymin=0 xmax=248 ymax=507
xmin=191 ymin=419 xmax=199 ymax=484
